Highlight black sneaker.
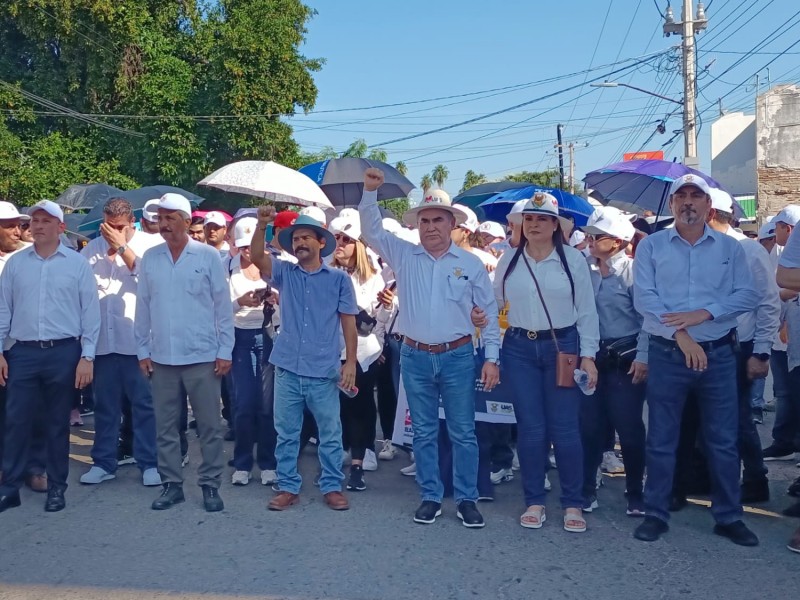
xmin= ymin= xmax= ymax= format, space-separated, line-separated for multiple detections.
xmin=223 ymin=429 xmax=235 ymax=442
xmin=117 ymin=453 xmax=136 ymax=467
xmin=346 ymin=465 xmax=366 ymax=491
xmin=788 ymin=476 xmax=800 ymax=498
xmin=413 ymin=500 xmax=442 ymax=524
xmin=762 ymin=445 xmax=795 ymax=461
xmin=741 ymin=479 xmax=770 ymax=504
xmin=633 ymin=516 xmax=669 ymax=542
xmin=582 ymin=495 xmax=599 ymax=513
xmin=202 ymin=485 xmax=224 ymax=512
xmin=456 ymin=500 xmax=485 ymax=528
xmin=782 ymin=502 xmax=800 ymax=518
xmin=626 ymin=495 xmax=646 ymax=517
xmin=713 ymin=520 xmax=759 ymax=547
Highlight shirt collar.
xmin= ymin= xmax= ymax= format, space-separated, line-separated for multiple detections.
xmin=412 ymin=241 xmax=461 ymax=260
xmin=667 ymin=223 xmax=715 ymax=246
xmin=29 ymin=243 xmax=69 ymax=260
xmin=289 ymin=260 xmax=332 ymax=275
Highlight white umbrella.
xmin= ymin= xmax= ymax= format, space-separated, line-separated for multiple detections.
xmin=198 ymin=160 xmax=334 ymax=209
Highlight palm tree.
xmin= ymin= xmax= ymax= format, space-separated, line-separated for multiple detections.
xmin=420 ymin=174 xmax=433 ymax=195
xmin=461 ymin=169 xmax=487 ymax=193
xmin=395 ymin=161 xmax=408 ymax=176
xmin=342 ymin=138 xmax=368 ymax=158
xmin=367 ymin=148 xmax=388 ymax=162
xmin=431 ymin=164 xmax=449 ymax=188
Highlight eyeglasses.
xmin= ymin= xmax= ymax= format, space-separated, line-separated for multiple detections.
xmin=21 ymin=223 xmax=30 ymax=230
xmin=586 ymin=233 xmax=613 ymax=241
xmin=334 ymin=233 xmax=355 ymax=244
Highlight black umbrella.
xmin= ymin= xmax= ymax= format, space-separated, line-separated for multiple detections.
xmin=299 ymin=158 xmax=415 ymax=207
xmin=79 ymin=185 xmax=204 ymax=231
xmin=55 ymin=184 xmax=124 ymax=211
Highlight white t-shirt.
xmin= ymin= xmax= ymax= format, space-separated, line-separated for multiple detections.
xmin=228 ymin=255 xmax=268 ymax=329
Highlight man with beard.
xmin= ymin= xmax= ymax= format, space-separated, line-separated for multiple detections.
xmin=632 ymin=174 xmax=759 ymax=546
xmin=204 ymin=212 xmax=230 ymax=260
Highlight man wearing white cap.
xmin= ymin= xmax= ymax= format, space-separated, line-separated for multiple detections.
xmin=135 ymin=193 xmax=234 ymax=512
xmin=632 ymin=174 xmax=759 ymax=546
xmin=758 ymin=221 xmax=776 ymax=255
xmin=203 ymin=211 xmax=230 ymax=260
xmin=79 ymin=198 xmax=162 ymax=488
xmin=0 ymin=200 xmax=100 ymax=513
xmin=476 ymin=221 xmax=505 ymax=249
xmin=451 ymin=205 xmax=498 ymax=273
xmin=140 ymin=199 xmax=161 ymax=235
xmin=359 ymin=169 xmax=500 ymax=528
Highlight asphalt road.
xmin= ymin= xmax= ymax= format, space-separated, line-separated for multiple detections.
xmin=2 ymin=410 xmax=799 ymax=600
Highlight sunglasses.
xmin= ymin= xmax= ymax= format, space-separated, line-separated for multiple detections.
xmin=586 ymin=233 xmax=613 ymax=241
xmin=21 ymin=223 xmax=30 ymax=230
xmin=334 ymin=233 xmax=355 ymax=245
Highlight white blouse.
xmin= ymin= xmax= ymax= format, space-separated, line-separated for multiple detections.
xmin=338 ymin=269 xmax=386 ymax=371
xmin=494 ymin=245 xmax=599 ymax=358
xmin=228 ymin=255 xmax=268 ymax=330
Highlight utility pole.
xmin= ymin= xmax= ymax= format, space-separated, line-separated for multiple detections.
xmin=663 ymin=0 xmax=707 ymax=170
xmin=556 ymin=124 xmax=565 ymax=190
xmin=569 ymin=143 xmax=575 ymax=194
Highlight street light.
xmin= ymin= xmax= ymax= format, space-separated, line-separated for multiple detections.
xmin=590 ymin=81 xmax=684 ymax=105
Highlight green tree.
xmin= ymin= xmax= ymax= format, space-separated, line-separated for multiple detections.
xmin=367 ymin=148 xmax=387 ymax=162
xmin=395 ymin=161 xmax=408 ymax=176
xmin=420 ymin=174 xmax=433 ymax=195
xmin=342 ymin=139 xmax=368 ymax=158
xmin=431 ymin=164 xmax=449 ymax=188
xmin=503 ymin=169 xmax=559 ymax=187
xmin=381 ymin=198 xmax=410 ymax=220
xmin=461 ymin=169 xmax=487 ymax=192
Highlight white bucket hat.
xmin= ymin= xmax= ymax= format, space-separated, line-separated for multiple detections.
xmin=402 ymin=189 xmax=466 ymax=228
xmin=506 ymin=192 xmax=571 ymax=229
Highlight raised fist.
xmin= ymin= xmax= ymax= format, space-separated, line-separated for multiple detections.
xmin=257 ymin=205 xmax=276 ymax=226
xmin=364 ymin=167 xmax=385 ymax=192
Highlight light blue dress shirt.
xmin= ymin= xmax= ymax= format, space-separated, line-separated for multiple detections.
xmin=0 ymin=244 xmax=100 ymax=358
xmin=633 ymin=226 xmax=759 ymax=342
xmin=135 ymin=239 xmax=235 ymax=365
xmin=359 ymin=190 xmax=501 ymax=361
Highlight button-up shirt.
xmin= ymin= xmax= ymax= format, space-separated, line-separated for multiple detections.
xmin=82 ymin=231 xmax=162 ymax=356
xmin=494 ymin=246 xmax=599 ymax=358
xmin=589 ymin=251 xmax=647 ymax=364
xmin=267 ymin=258 xmax=358 ymax=378
xmin=135 ymin=239 xmax=234 ymax=365
xmin=0 ymin=243 xmax=100 ymax=358
xmin=359 ymin=190 xmax=501 ymax=360
xmin=633 ymin=225 xmax=758 ymax=342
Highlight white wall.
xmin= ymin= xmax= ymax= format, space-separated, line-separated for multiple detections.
xmin=710 ymin=112 xmax=756 ymax=196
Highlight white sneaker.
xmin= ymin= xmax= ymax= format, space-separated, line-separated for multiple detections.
xmin=142 ymin=468 xmax=161 ymax=487
xmin=378 ymin=439 xmax=397 ymax=460
xmin=544 ymin=473 xmax=551 ymax=491
xmin=363 ymin=449 xmax=378 ymax=471
xmin=80 ymin=466 xmax=115 ymax=485
xmin=512 ymin=448 xmax=520 ymax=471
xmin=231 ymin=470 xmax=251 ymax=485
xmin=601 ymin=450 xmax=625 ymax=474
xmin=260 ymin=469 xmax=277 ymax=485
xmin=400 ymin=462 xmax=416 ymax=476
xmin=490 ymin=467 xmax=514 ymax=484
xmin=549 ymin=452 xmax=557 ymax=469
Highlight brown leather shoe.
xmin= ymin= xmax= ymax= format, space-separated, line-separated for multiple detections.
xmin=323 ymin=491 xmax=349 ymax=511
xmin=267 ymin=491 xmax=299 ymax=511
xmin=26 ymin=474 xmax=48 ymax=493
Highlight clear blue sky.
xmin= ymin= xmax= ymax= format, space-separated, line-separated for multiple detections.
xmin=289 ymin=0 xmax=800 ymax=200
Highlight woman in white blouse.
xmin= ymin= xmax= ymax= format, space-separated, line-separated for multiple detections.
xmin=329 ymin=213 xmax=385 ymax=492
xmin=227 ymin=218 xmax=276 ymax=487
xmin=493 ymin=192 xmax=600 ymax=533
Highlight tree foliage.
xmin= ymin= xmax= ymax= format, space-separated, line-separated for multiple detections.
xmin=461 ymin=169 xmax=487 ymax=192
xmin=431 ymin=164 xmax=449 ymax=188
xmin=503 ymin=169 xmax=560 ymax=187
xmin=0 ymin=0 xmax=322 ymax=204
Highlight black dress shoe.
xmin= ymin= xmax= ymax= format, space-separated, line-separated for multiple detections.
xmin=44 ymin=489 xmax=65 ymax=512
xmin=782 ymin=502 xmax=800 ymax=518
xmin=202 ymin=485 xmax=224 ymax=512
xmin=634 ymin=516 xmax=669 ymax=542
xmin=713 ymin=520 xmax=759 ymax=546
xmin=741 ymin=479 xmax=770 ymax=504
xmin=223 ymin=429 xmax=235 ymax=442
xmin=413 ymin=500 xmax=442 ymax=524
xmin=669 ymin=494 xmax=688 ymax=512
xmin=456 ymin=500 xmax=485 ymax=528
xmin=0 ymin=491 xmax=21 ymax=513
xmin=151 ymin=483 xmax=185 ymax=510
xmin=788 ymin=477 xmax=800 ymax=498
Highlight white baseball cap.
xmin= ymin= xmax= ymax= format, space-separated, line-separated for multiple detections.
xmin=329 ymin=214 xmax=362 ymax=241
xmin=30 ymin=200 xmax=64 ymax=223
xmin=203 ymin=211 xmax=227 ymax=228
xmin=233 ymin=217 xmax=258 ymax=248
xmin=453 ymin=204 xmax=480 ymax=234
xmin=158 ymin=193 xmax=192 ymax=218
xmin=583 ymin=206 xmax=635 ymax=242
xmin=569 ymin=230 xmax=586 ymax=247
xmin=382 ymin=217 xmax=402 ymax=234
xmin=758 ymin=222 xmax=776 ymax=240
xmin=773 ymin=205 xmax=800 ymax=227
xmin=0 ymin=201 xmax=30 ymax=222
xmin=669 ymin=173 xmax=711 ymax=197
xmin=477 ymin=221 xmax=505 ymax=239
xmin=299 ymin=206 xmax=328 ymax=226
xmin=709 ymin=188 xmax=734 ymax=213
xmin=142 ymin=199 xmax=160 ymax=223
xmin=506 ymin=191 xmax=571 ymax=229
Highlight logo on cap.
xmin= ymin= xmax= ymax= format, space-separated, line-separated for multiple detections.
xmin=685 ymin=175 xmax=694 ymax=182
xmin=532 ymin=193 xmax=546 ymax=207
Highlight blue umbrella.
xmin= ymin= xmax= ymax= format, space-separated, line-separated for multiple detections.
xmin=452 ymin=181 xmax=533 ymax=210
xmin=79 ymin=185 xmax=204 ymax=231
xmin=478 ymin=186 xmax=595 ymax=226
xmin=299 ymin=158 xmax=414 ymax=207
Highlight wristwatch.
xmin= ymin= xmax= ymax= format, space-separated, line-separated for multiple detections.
xmin=486 ymin=358 xmax=500 ymax=366
xmin=117 ymin=244 xmax=128 ymax=256
xmin=753 ymin=353 xmax=770 ymax=362
xmin=82 ymin=356 xmax=94 ymax=362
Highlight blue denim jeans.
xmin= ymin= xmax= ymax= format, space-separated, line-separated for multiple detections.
xmin=771 ymin=350 xmax=800 ymax=451
xmin=273 ymin=367 xmax=343 ymax=494
xmin=92 ymin=353 xmax=158 ymax=472
xmin=399 ymin=341 xmax=478 ymax=504
xmin=750 ymin=377 xmax=765 ymax=410
xmin=501 ymin=327 xmax=583 ymax=509
xmin=736 ymin=341 xmax=768 ymax=484
xmin=232 ymin=328 xmax=273 ymax=471
xmin=645 ymin=340 xmax=742 ymax=524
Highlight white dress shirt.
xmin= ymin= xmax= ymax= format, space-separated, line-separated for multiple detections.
xmin=359 ymin=190 xmax=501 ymax=360
xmin=0 ymin=244 xmax=100 ymax=358
xmin=494 ymin=246 xmax=600 ymax=358
xmin=135 ymin=239 xmax=235 ymax=365
xmin=82 ymin=231 xmax=163 ymax=356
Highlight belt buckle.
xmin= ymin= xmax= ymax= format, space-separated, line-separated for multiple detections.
xmin=428 ymin=343 xmax=441 ymax=354
xmin=527 ymin=330 xmax=538 ymax=340
xmin=39 ymin=340 xmax=54 ymax=349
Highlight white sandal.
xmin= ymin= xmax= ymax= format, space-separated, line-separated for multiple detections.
xmin=520 ymin=505 xmax=546 ymax=529
xmin=563 ymin=509 xmax=587 ymax=533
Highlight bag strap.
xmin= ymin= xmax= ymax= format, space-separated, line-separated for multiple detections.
xmin=521 ymin=253 xmax=561 ymax=352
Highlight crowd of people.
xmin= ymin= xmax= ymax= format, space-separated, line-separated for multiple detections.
xmin=0 ymin=167 xmax=799 ymax=554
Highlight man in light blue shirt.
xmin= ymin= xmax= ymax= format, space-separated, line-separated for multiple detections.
xmin=135 ymin=193 xmax=234 ymax=513
xmin=632 ymin=174 xmax=759 ymax=547
xmin=0 ymin=200 xmax=100 ymax=514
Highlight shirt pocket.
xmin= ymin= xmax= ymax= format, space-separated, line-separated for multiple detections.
xmin=446 ymin=276 xmax=470 ymax=302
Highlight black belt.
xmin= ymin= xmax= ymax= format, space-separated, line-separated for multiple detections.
xmin=650 ymin=330 xmax=737 ymax=352
xmin=16 ymin=337 xmax=79 ymax=349
xmin=506 ymin=326 xmax=574 ymax=341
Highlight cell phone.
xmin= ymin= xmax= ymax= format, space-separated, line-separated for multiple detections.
xmin=387 ymin=280 xmax=397 ymax=291
xmin=253 ymin=285 xmax=271 ymax=302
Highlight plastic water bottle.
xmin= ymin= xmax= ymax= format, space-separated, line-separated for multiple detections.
xmin=573 ymin=369 xmax=595 ymax=396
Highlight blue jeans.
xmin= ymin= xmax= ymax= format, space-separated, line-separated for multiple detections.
xmin=92 ymin=353 xmax=158 ymax=472
xmin=750 ymin=378 xmax=765 ymax=410
xmin=273 ymin=367 xmax=343 ymax=494
xmin=400 ymin=341 xmax=478 ymax=504
xmin=502 ymin=327 xmax=583 ymax=509
xmin=232 ymin=328 xmax=273 ymax=471
xmin=736 ymin=341 xmax=768 ymax=484
xmin=645 ymin=340 xmax=742 ymax=524
xmin=771 ymin=350 xmax=800 ymax=451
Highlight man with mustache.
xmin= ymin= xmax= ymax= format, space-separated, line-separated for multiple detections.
xmin=632 ymin=174 xmax=759 ymax=546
